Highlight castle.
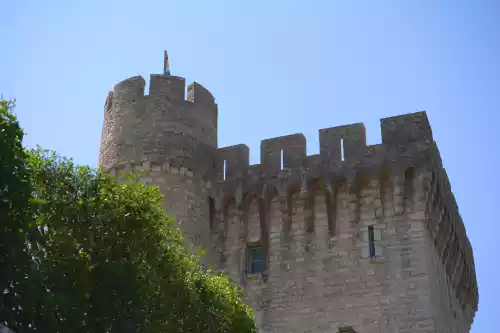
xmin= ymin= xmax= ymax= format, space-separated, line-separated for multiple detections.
xmin=98 ymin=57 xmax=479 ymax=333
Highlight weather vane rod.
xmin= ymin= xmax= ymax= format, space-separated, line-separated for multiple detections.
xmin=164 ymin=49 xmax=171 ymax=76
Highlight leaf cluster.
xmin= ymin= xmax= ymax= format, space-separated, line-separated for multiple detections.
xmin=0 ymin=100 xmax=256 ymax=333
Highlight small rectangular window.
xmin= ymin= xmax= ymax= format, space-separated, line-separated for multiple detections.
xmin=340 ymin=138 xmax=345 ymax=161
xmin=280 ymin=149 xmax=284 ymax=170
xmin=247 ymin=245 xmax=265 ymax=274
xmin=368 ymin=225 xmax=376 ymax=257
xmin=208 ymin=197 xmax=215 ymax=231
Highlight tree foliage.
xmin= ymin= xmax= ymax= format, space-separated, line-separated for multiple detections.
xmin=0 ymin=99 xmax=39 ymax=329
xmin=0 ymin=100 xmax=256 ymax=333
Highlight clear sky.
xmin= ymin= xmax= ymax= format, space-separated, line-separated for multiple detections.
xmin=1 ymin=0 xmax=499 ymax=331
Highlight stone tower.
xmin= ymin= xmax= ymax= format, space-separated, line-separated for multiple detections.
xmin=99 ymin=73 xmax=218 ymax=263
xmin=99 ymin=59 xmax=478 ymax=333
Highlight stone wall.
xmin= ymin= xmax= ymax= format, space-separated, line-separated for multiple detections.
xmin=109 ymin=161 xmax=216 ymax=266
xmin=206 ymin=112 xmax=478 ymax=333
xmin=211 ymin=167 xmax=437 ymax=333
xmin=99 ymin=75 xmax=218 ymax=175
xmin=100 ymin=71 xmax=478 ymax=333
xmin=100 ymin=74 xmax=220 ymax=265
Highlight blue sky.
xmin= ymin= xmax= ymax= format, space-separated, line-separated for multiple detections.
xmin=1 ymin=0 xmax=499 ymax=331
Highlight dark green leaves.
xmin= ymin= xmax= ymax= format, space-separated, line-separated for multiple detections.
xmin=0 ymin=100 xmax=256 ymax=333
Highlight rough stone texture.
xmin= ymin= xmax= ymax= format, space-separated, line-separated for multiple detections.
xmin=99 ymin=73 xmax=478 ymax=333
xmin=100 ymin=75 xmax=218 ymax=264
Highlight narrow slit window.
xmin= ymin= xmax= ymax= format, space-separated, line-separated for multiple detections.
xmin=368 ymin=225 xmax=376 ymax=257
xmin=223 ymin=160 xmax=227 ymax=180
xmin=340 ymin=138 xmax=345 ymax=161
xmin=280 ymin=149 xmax=284 ymax=170
xmin=247 ymin=245 xmax=265 ymax=274
xmin=338 ymin=327 xmax=357 ymax=333
xmin=208 ymin=197 xmax=215 ymax=231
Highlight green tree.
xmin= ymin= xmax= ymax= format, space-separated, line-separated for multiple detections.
xmin=0 ymin=99 xmax=41 ymax=331
xmin=0 ymin=100 xmax=256 ymax=333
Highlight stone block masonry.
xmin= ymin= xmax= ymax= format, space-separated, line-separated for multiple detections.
xmin=100 ymin=69 xmax=478 ymax=333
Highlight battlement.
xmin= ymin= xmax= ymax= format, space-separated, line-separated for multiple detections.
xmin=112 ymin=75 xmax=216 ymax=106
xmin=100 ymin=74 xmax=218 ymax=172
xmin=215 ymin=112 xmax=433 ymax=183
xmin=209 ymin=111 xmax=477 ymax=316
xmin=100 ymin=53 xmax=478 ymax=332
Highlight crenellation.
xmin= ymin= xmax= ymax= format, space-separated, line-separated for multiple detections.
xmin=100 ymin=66 xmax=478 ymax=332
xmin=261 ymin=133 xmax=307 ymax=173
xmin=113 ymin=75 xmax=218 ymax=107
xmin=113 ymin=75 xmax=146 ymax=102
xmin=217 ymin=144 xmax=250 ymax=180
xmin=380 ymin=112 xmax=433 ymax=144
xmin=187 ymin=81 xmax=215 ymax=105
xmin=213 ymin=113 xmax=436 ymax=186
xmin=319 ymin=122 xmax=367 ymax=164
xmin=149 ymin=74 xmax=186 ymax=102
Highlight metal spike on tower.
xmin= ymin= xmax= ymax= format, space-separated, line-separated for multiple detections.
xmin=164 ymin=49 xmax=171 ymax=76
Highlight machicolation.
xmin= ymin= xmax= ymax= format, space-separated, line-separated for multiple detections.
xmin=99 ymin=64 xmax=478 ymax=333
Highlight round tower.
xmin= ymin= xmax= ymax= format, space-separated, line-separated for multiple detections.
xmin=99 ymin=70 xmax=218 ymax=263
